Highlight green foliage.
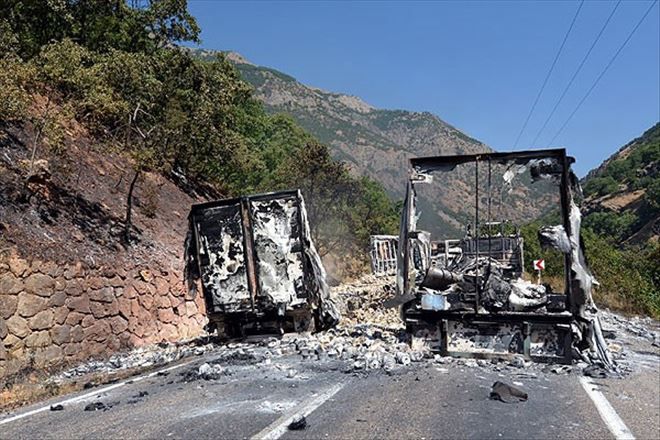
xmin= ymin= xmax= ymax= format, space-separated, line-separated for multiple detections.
xmin=520 ymin=221 xmax=565 ymax=279
xmin=584 ymin=123 xmax=659 ymax=200
xmin=582 ymin=228 xmax=659 ymax=318
xmin=583 ymin=211 xmax=637 ymax=243
xmin=0 ymin=0 xmax=398 ymax=260
xmin=1 ymin=0 xmax=200 ymax=59
xmin=583 ymin=176 xmax=619 ymax=198
xmin=521 ymin=219 xmax=659 ymax=318
xmin=646 ymin=178 xmax=660 ymax=210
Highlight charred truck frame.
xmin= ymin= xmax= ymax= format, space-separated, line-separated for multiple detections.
xmin=395 ymin=149 xmax=613 ymax=366
xmin=186 ymin=190 xmax=339 ymax=338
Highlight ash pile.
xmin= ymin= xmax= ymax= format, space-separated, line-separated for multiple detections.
xmin=275 ymin=274 xmax=429 ymax=373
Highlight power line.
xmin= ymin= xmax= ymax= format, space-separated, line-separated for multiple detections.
xmin=513 ymin=0 xmax=584 ymax=148
xmin=531 ymin=0 xmax=622 ymax=146
xmin=548 ymin=0 xmax=658 ymax=146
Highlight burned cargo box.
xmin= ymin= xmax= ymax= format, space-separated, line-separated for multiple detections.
xmin=186 ymin=190 xmax=339 ymax=337
xmin=394 ymin=149 xmax=612 ymax=367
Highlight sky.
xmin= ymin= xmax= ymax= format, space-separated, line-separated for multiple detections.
xmin=187 ymin=0 xmax=660 ymax=176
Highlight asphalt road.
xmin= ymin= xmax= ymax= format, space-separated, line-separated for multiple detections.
xmin=1 ymin=347 xmax=658 ymax=440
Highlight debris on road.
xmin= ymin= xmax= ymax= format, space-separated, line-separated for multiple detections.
xmin=583 ymin=364 xmax=608 ymax=379
xmin=288 ymin=415 xmax=307 ymax=430
xmin=490 ymin=381 xmax=528 ymax=403
xmin=84 ymin=402 xmax=108 ymax=411
xmin=50 ymin=404 xmax=64 ymax=411
xmin=548 ymin=365 xmax=572 ymax=375
xmin=54 ymin=341 xmax=215 ymax=381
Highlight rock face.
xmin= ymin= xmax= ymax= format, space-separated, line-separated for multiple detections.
xmin=228 ymin=53 xmax=493 ymax=236
xmin=0 ymin=252 xmax=207 ymax=379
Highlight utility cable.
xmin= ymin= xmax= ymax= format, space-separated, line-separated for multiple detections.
xmin=548 ymin=0 xmax=658 ymax=146
xmin=531 ymin=0 xmax=622 ymax=146
xmin=513 ymin=0 xmax=584 ymax=148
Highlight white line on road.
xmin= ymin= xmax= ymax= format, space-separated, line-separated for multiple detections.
xmin=251 ymin=381 xmax=346 ymax=440
xmin=0 ymin=358 xmax=198 ymax=426
xmin=579 ymin=376 xmax=635 ymax=440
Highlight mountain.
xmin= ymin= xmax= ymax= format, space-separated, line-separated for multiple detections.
xmin=583 ymin=123 xmax=660 ymax=244
xmin=215 ymin=50 xmax=558 ymax=236
xmin=226 ymin=51 xmax=488 ymax=191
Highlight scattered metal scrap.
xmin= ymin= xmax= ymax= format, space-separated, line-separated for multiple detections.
xmin=370 ymin=235 xmax=398 ymax=276
xmin=393 ymin=149 xmax=613 ymax=367
xmin=186 ymin=190 xmax=340 ymax=338
xmin=490 ymin=381 xmax=528 ymax=403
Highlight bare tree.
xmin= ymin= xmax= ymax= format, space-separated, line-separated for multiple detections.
xmin=122 ymin=103 xmax=155 ymax=245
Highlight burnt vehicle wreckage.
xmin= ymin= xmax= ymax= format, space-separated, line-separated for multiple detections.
xmin=184 ymin=152 xmax=611 ymax=369
xmin=185 ymin=190 xmax=340 ymax=338
xmin=389 ymin=148 xmax=613 ymax=367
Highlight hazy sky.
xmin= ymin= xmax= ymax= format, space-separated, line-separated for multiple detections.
xmin=188 ymin=1 xmax=659 ymax=176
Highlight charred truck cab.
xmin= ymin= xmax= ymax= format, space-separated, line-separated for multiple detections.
xmin=395 ymin=149 xmax=613 ymax=366
xmin=185 ymin=190 xmax=339 ymax=338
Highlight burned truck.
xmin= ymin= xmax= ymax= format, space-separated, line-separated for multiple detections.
xmin=185 ymin=190 xmax=339 ymax=338
xmin=393 ymin=149 xmax=612 ymax=366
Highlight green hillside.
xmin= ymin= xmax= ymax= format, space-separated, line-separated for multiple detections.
xmin=0 ymin=1 xmax=399 ymax=274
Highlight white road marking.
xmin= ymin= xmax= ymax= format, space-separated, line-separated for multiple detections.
xmin=579 ymin=376 xmax=635 ymax=440
xmin=0 ymin=358 xmax=198 ymax=426
xmin=251 ymin=381 xmax=345 ymax=440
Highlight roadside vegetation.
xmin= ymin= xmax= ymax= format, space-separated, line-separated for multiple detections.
xmin=0 ymin=0 xmax=398 ymax=267
xmin=520 ymin=124 xmax=659 ymax=318
xmin=0 ymin=1 xmax=656 ymax=316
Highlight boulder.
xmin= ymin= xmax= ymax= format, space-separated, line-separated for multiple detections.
xmin=81 ymin=314 xmax=95 ymax=328
xmin=6 ymin=315 xmax=30 ymax=338
xmin=0 ymin=294 xmax=18 ymax=319
xmin=34 ymin=345 xmax=63 ymax=367
xmin=157 ymin=308 xmax=176 ymax=323
xmin=90 ymin=300 xmax=119 ymax=318
xmin=83 ymin=320 xmax=111 ymax=342
xmin=28 ymin=310 xmax=54 ymax=330
xmin=8 ymin=256 xmax=30 ymax=277
xmin=63 ymin=262 xmax=83 ymax=280
xmin=70 ymin=325 xmax=84 ymax=343
xmin=64 ymin=342 xmax=81 ymax=357
xmin=118 ymin=297 xmax=132 ymax=319
xmin=0 ymin=272 xmax=22 ymax=295
xmin=65 ymin=311 xmax=85 ymax=326
xmin=66 ymin=295 xmax=91 ymax=314
xmin=17 ymin=292 xmax=48 ymax=317
xmin=109 ymin=315 xmax=128 ymax=334
xmin=48 ymin=291 xmax=66 ymax=307
xmin=23 ymin=273 xmax=55 ymax=296
xmin=25 ymin=330 xmax=51 ymax=348
xmin=64 ymin=279 xmax=83 ymax=296
xmin=89 ymin=287 xmax=115 ymax=303
xmin=51 ymin=324 xmax=71 ymax=345
xmin=160 ymin=323 xmax=179 ymax=341
xmin=53 ymin=306 xmax=69 ymax=325
xmin=138 ymin=293 xmax=154 ymax=310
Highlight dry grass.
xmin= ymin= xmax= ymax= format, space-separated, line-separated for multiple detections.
xmin=0 ymin=364 xmax=162 ymax=412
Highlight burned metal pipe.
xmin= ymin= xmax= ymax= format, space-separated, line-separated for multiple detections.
xmin=420 ymin=267 xmax=464 ymax=291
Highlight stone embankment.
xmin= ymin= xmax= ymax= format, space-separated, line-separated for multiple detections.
xmin=0 ymin=252 xmax=206 ymax=379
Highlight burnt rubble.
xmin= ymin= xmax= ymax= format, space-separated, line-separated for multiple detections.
xmin=45 ymin=280 xmax=655 ymax=393
xmin=390 ymin=149 xmax=621 ymax=368
xmin=185 ymin=190 xmax=339 ymax=338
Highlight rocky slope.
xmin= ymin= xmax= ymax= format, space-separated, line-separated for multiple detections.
xmin=216 ymin=51 xmax=558 ymax=236
xmin=582 ymin=123 xmax=659 ymax=244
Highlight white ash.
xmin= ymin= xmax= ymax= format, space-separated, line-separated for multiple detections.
xmin=54 ymin=340 xmax=215 ymax=381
